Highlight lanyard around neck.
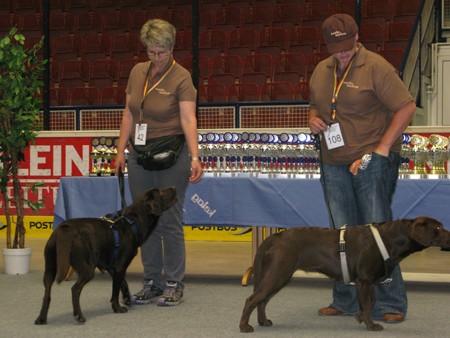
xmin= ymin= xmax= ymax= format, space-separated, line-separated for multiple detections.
xmin=139 ymin=60 xmax=176 ymax=123
xmin=330 ymin=54 xmax=356 ymax=122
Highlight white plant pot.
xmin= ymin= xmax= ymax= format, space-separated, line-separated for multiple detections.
xmin=2 ymin=247 xmax=32 ymax=275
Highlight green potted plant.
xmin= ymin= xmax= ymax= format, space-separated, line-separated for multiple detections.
xmin=0 ymin=27 xmax=45 ymax=274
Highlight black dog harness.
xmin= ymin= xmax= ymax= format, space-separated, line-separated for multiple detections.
xmin=101 ymin=211 xmax=141 ymax=269
xmin=339 ymin=224 xmax=394 ymax=285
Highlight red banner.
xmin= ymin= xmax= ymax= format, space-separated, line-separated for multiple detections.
xmin=0 ymin=131 xmax=117 ymax=238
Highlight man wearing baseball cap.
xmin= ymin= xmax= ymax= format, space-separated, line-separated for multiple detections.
xmin=309 ymin=13 xmax=416 ymax=323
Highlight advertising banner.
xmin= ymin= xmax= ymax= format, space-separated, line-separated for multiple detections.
xmin=0 ymin=132 xmax=251 ymax=242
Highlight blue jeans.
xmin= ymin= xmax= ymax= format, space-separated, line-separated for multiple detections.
xmin=320 ymin=152 xmax=407 ymax=320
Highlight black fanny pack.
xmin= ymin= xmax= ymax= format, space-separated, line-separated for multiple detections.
xmin=131 ymin=134 xmax=185 ymax=171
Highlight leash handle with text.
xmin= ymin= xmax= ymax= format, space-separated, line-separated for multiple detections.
xmin=118 ymin=169 xmax=127 ymax=211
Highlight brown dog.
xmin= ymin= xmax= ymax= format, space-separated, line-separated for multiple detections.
xmin=240 ymin=216 xmax=450 ymax=332
xmin=35 ymin=187 xmax=177 ymax=324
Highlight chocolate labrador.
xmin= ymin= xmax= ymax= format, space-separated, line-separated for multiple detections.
xmin=35 ymin=186 xmax=177 ymax=324
xmin=240 ymin=216 xmax=450 ymax=332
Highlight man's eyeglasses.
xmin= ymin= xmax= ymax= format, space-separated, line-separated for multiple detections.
xmin=147 ymin=50 xmax=170 ymax=57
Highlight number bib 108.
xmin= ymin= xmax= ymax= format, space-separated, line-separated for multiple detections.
xmin=325 ymin=123 xmax=345 ymax=150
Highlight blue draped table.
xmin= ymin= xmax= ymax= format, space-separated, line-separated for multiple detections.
xmin=53 ymin=175 xmax=450 ymax=230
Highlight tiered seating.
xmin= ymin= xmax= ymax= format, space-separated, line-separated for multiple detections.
xmin=8 ymin=0 xmax=421 ymax=106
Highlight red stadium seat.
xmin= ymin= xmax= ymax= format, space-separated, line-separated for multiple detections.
xmin=261 ymin=82 xmax=294 ymax=101
xmin=73 ymin=12 xmax=100 ymax=35
xmin=50 ymin=87 xmax=70 ymax=106
xmin=240 ymin=72 xmax=268 ymax=89
xmin=274 ymin=53 xmax=307 ymax=79
xmin=59 ymin=60 xmax=90 ymax=89
xmin=178 ymin=55 xmax=210 ymax=78
xmin=228 ymin=28 xmax=258 ymax=52
xmin=259 ymin=27 xmax=289 ymax=51
xmin=228 ymin=83 xmax=261 ymax=102
xmin=199 ymin=29 xmax=227 ymax=53
xmin=294 ymin=81 xmax=310 ymax=101
xmin=242 ymin=54 xmax=273 ymax=79
xmin=208 ymin=73 xmax=239 ymax=89
xmin=110 ymin=33 xmax=140 ymax=60
xmin=380 ymin=48 xmax=405 ymax=71
xmin=256 ymin=45 xmax=283 ymax=59
xmin=99 ymin=11 xmax=131 ymax=34
xmin=304 ymin=1 xmax=334 ymax=20
xmin=100 ymin=86 xmax=127 ymax=106
xmin=289 ymin=26 xmax=321 ymax=51
xmin=274 ymin=71 xmax=302 ymax=86
xmin=272 ymin=3 xmax=304 ymax=26
xmin=242 ymin=4 xmax=273 ymax=27
xmin=18 ymin=13 xmax=41 ymax=37
xmin=210 ymin=55 xmax=242 ymax=78
xmin=70 ymin=86 xmax=100 ymax=106
xmin=89 ymin=59 xmax=120 ymax=89
xmin=203 ymin=83 xmax=227 ymax=103
xmin=52 ymin=35 xmax=82 ymax=62
xmin=215 ymin=6 xmax=242 ymax=27
xmin=81 ymin=34 xmax=112 ymax=61
xmin=360 ymin=23 xmax=384 ymax=50
xmin=49 ymin=12 xmax=74 ymax=36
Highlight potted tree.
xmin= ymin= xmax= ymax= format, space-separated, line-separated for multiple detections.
xmin=0 ymin=27 xmax=45 ymax=274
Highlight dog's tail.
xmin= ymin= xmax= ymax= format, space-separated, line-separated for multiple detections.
xmin=55 ymin=226 xmax=73 ymax=283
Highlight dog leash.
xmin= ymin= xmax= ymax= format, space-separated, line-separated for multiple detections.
xmin=312 ymin=133 xmax=336 ymax=229
xmin=118 ymin=169 xmax=127 ymax=212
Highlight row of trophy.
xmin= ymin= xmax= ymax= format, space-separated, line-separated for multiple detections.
xmin=89 ymin=137 xmax=121 ymax=176
xmin=400 ymin=133 xmax=449 ymax=176
xmin=198 ymin=132 xmax=320 ymax=175
xmin=88 ymin=133 xmax=450 ymax=177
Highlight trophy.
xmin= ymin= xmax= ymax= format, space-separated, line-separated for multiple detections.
xmin=428 ymin=134 xmax=448 ymax=175
xmin=89 ymin=138 xmax=101 ymax=176
xmin=409 ymin=134 xmax=429 ymax=174
xmin=89 ymin=137 xmax=118 ymax=176
xmin=399 ymin=134 xmax=412 ymax=175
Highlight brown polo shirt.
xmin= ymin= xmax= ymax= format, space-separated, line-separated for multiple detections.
xmin=126 ymin=58 xmax=197 ymax=139
xmin=309 ymin=43 xmax=414 ymax=164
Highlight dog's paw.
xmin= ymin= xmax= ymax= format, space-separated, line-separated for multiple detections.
xmin=117 ymin=306 xmax=128 ymax=313
xmin=75 ymin=315 xmax=86 ymax=323
xmin=122 ymin=296 xmax=132 ymax=306
xmin=258 ymin=319 xmax=273 ymax=327
xmin=366 ymin=323 xmax=383 ymax=331
xmin=112 ymin=303 xmax=128 ymax=313
xmin=239 ymin=324 xmax=254 ymax=333
xmin=34 ymin=317 xmax=47 ymax=325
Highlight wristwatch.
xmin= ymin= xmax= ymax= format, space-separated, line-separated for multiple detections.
xmin=358 ymin=153 xmax=372 ymax=170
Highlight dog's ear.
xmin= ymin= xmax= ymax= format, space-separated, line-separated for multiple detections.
xmin=409 ymin=216 xmax=442 ymax=247
xmin=160 ymin=186 xmax=177 ymax=211
xmin=145 ymin=187 xmax=177 ymax=216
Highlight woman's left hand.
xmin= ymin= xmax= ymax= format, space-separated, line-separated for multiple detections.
xmin=189 ymin=160 xmax=203 ymax=183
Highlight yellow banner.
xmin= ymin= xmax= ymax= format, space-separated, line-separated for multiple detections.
xmin=0 ymin=216 xmax=252 ymax=242
xmin=0 ymin=216 xmax=54 ymax=239
xmin=184 ymin=226 xmax=252 ymax=242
